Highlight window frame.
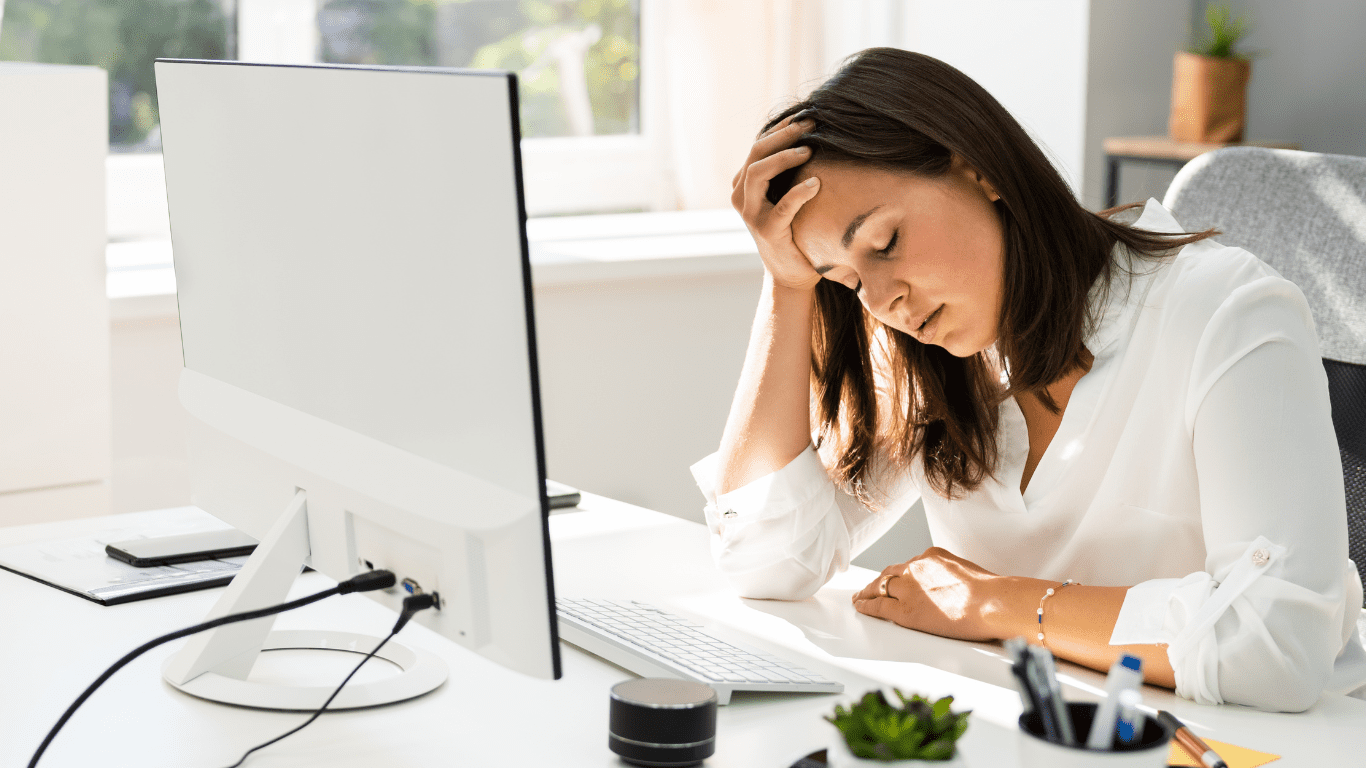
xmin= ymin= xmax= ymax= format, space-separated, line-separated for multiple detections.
xmin=106 ymin=0 xmax=669 ymax=241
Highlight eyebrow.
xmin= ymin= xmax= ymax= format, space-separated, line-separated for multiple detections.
xmin=841 ymin=206 xmax=880 ymax=249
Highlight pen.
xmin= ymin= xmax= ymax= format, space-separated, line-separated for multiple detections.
xmin=1158 ymin=711 xmax=1228 ymax=768
xmin=1003 ymin=638 xmax=1034 ymax=715
xmin=1019 ymin=648 xmax=1060 ymax=741
xmin=1032 ymin=642 xmax=1076 ymax=743
xmin=1026 ymin=645 xmax=1076 ymax=745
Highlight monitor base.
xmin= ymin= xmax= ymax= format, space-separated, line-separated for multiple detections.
xmin=163 ymin=628 xmax=448 ymax=710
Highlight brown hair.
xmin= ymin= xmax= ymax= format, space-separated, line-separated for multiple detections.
xmin=764 ymin=48 xmax=1215 ymax=501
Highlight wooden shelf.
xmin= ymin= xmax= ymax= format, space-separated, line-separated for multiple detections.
xmin=1103 ymin=135 xmax=1300 ymax=162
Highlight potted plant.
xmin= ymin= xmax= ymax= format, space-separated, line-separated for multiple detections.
xmin=825 ymin=689 xmax=971 ymax=766
xmin=1169 ymin=3 xmax=1253 ymax=143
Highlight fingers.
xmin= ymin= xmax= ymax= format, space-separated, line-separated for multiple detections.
xmin=769 ymin=176 xmax=820 ymax=226
xmin=742 ymin=117 xmax=814 ymax=177
xmin=757 ymin=111 xmax=799 ymax=141
xmin=759 ymin=109 xmax=814 ymax=141
xmin=853 ymin=571 xmax=896 ymax=602
xmin=733 ymin=112 xmax=814 ymax=202
xmin=852 ymin=594 xmax=894 ymax=619
xmin=741 ymin=146 xmax=812 ymax=216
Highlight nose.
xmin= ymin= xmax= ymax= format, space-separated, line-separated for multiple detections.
xmin=859 ymin=273 xmax=907 ymax=317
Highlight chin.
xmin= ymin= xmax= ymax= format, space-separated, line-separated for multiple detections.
xmin=941 ymin=333 xmax=994 ymax=359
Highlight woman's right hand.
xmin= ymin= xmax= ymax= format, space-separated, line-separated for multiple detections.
xmin=730 ymin=115 xmax=823 ymax=291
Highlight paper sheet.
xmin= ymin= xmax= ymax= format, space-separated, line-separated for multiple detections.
xmin=1169 ymin=737 xmax=1280 ymax=768
xmin=0 ymin=520 xmax=247 ymax=604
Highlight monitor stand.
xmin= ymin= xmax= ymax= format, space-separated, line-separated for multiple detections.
xmin=162 ymin=491 xmax=449 ymax=710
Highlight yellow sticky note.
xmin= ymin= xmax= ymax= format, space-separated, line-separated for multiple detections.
xmin=1167 ymin=737 xmax=1280 ymax=768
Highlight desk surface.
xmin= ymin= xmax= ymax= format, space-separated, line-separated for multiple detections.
xmin=3 ymin=499 xmax=1363 ymax=767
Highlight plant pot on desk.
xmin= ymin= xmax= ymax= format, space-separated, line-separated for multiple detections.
xmin=1169 ymin=51 xmax=1251 ymax=143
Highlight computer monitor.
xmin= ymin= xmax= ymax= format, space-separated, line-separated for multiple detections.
xmin=153 ymin=59 xmax=560 ymax=710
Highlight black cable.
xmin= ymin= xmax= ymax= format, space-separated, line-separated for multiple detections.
xmin=27 ymin=570 xmax=397 ymax=768
xmin=218 ymin=593 xmax=438 ymax=768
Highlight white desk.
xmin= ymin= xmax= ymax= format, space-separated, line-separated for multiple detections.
xmin=3 ymin=497 xmax=1363 ymax=767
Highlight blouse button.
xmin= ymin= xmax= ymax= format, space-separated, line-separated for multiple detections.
xmin=721 ymin=508 xmax=737 ymax=519
xmin=1251 ymin=548 xmax=1270 ymax=566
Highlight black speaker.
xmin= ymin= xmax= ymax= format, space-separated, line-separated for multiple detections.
xmin=608 ymin=679 xmax=717 ymax=767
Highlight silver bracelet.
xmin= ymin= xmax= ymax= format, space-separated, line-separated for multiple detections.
xmin=1037 ymin=579 xmax=1080 ymax=645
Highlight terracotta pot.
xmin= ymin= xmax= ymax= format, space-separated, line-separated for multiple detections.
xmin=1168 ymin=51 xmax=1251 ymax=143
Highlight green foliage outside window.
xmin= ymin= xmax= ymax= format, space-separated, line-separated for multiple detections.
xmin=0 ymin=0 xmax=233 ymax=149
xmin=319 ymin=0 xmax=639 ymax=138
xmin=0 ymin=0 xmax=638 ymax=148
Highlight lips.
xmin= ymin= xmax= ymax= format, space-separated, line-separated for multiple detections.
xmin=913 ymin=304 xmax=944 ymax=343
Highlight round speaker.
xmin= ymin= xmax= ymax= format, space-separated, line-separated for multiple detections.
xmin=608 ymin=678 xmax=717 ymax=767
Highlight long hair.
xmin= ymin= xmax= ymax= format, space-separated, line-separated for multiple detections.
xmin=764 ymin=48 xmax=1215 ymax=501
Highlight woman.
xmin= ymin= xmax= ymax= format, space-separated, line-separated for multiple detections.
xmin=691 ymin=48 xmax=1366 ymax=712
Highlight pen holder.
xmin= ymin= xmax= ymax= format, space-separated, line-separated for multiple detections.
xmin=1018 ymin=702 xmax=1171 ymax=768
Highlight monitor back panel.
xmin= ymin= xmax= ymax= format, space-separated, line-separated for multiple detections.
xmin=157 ymin=60 xmax=543 ymax=507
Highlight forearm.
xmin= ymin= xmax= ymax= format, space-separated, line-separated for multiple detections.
xmin=988 ymin=577 xmax=1176 ymax=688
xmin=716 ymin=274 xmax=817 ymax=494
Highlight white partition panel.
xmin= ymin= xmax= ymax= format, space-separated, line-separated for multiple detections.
xmin=0 ymin=63 xmax=111 ymax=525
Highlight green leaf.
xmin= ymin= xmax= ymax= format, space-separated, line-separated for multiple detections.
xmin=932 ymin=696 xmax=953 ymax=720
xmin=829 ymin=689 xmax=971 ymax=761
xmin=1192 ymin=2 xmax=1251 ymax=59
xmin=952 ymin=713 xmax=971 ymax=741
xmin=917 ymin=738 xmax=956 ymax=761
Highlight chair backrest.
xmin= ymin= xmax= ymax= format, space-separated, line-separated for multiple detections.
xmin=1164 ymin=147 xmax=1366 ymax=605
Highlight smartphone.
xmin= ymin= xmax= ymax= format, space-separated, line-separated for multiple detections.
xmin=106 ymin=529 xmax=258 ymax=567
xmin=546 ymin=478 xmax=581 ymax=509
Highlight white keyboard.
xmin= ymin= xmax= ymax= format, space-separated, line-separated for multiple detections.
xmin=556 ymin=598 xmax=843 ymax=705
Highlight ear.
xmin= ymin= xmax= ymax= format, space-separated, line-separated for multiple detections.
xmin=952 ymin=154 xmax=1000 ymax=202
xmin=976 ymin=172 xmax=1001 ymax=202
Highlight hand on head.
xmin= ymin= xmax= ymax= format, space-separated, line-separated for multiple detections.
xmin=731 ymin=113 xmax=823 ymax=291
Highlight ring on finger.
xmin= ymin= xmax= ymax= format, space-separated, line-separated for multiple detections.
xmin=877 ymin=574 xmax=893 ymax=597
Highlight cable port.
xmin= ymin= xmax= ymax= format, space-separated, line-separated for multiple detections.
xmin=400 ymin=577 xmax=422 ymax=595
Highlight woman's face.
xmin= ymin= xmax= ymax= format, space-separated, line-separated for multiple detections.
xmin=790 ymin=156 xmax=1006 ymax=358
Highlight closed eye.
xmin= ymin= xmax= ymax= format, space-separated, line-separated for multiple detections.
xmin=875 ymin=230 xmax=899 ymax=259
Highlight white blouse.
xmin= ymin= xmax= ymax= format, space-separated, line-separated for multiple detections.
xmin=691 ymin=200 xmax=1366 ymax=712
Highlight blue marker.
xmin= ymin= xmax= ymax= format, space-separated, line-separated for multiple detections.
xmin=1116 ymin=689 xmax=1146 ymax=746
xmin=1086 ymin=654 xmax=1144 ymax=750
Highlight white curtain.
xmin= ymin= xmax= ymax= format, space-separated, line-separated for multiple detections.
xmin=658 ymin=1 xmax=831 ymax=210
xmin=657 ymin=1 xmax=914 ymax=210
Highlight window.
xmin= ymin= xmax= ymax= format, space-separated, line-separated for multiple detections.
xmin=316 ymin=0 xmax=640 ymax=140
xmin=0 ymin=0 xmax=236 ymax=152
xmin=1 ymin=0 xmax=667 ymax=242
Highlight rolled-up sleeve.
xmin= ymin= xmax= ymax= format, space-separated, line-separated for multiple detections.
xmin=690 ymin=446 xmax=919 ymax=601
xmin=1110 ymin=276 xmax=1366 ymax=711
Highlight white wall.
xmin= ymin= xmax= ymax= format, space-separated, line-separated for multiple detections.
xmin=1082 ymin=0 xmax=1192 ymax=209
xmin=110 ymin=307 xmax=190 ymax=515
xmin=533 ymin=270 xmax=763 ymax=522
xmin=1211 ymin=0 xmax=1366 ymax=158
xmin=884 ymin=0 xmax=1093 ymax=194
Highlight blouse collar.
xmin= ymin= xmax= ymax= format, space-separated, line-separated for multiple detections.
xmin=1083 ymin=199 xmax=1185 ymax=357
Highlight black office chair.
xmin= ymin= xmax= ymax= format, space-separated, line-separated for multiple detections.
xmin=1164 ymin=147 xmax=1366 ymax=608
